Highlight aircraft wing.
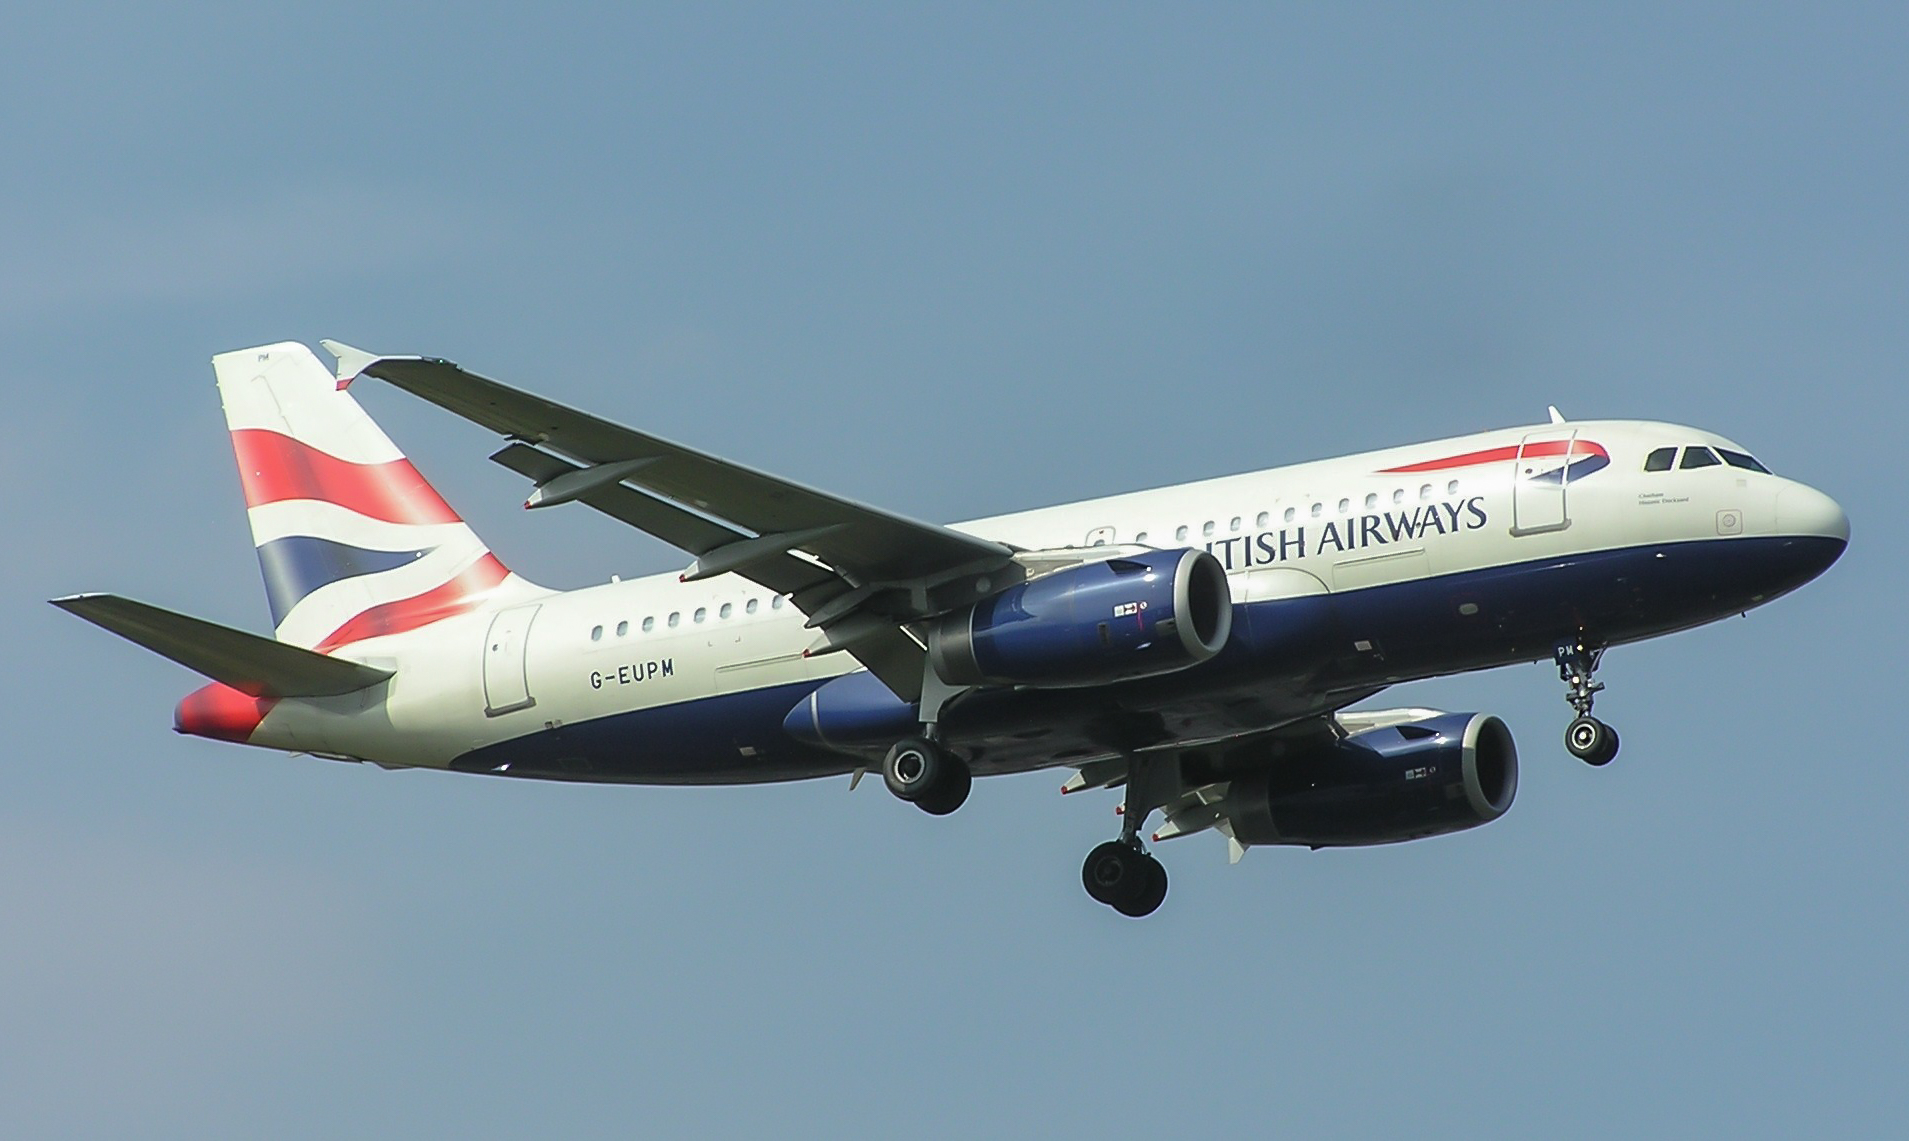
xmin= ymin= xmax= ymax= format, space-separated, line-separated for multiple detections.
xmin=340 ymin=347 xmax=1018 ymax=700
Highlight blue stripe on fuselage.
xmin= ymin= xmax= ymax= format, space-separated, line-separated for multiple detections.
xmin=453 ymin=534 xmax=1845 ymax=785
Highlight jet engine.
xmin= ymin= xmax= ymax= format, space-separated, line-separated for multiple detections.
xmin=1217 ymin=713 xmax=1518 ymax=847
xmin=927 ymin=548 xmax=1232 ymax=688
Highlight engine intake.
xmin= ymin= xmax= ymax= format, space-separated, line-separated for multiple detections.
xmin=1221 ymin=712 xmax=1518 ymax=847
xmin=929 ymin=548 xmax=1232 ymax=688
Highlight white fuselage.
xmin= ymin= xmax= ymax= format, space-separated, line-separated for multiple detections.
xmin=249 ymin=418 xmax=1846 ymax=777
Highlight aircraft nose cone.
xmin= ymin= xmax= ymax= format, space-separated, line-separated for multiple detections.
xmin=1777 ymin=483 xmax=1851 ymax=543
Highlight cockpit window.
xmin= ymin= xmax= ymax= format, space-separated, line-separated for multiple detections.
xmin=1717 ymin=448 xmax=1771 ymax=474
xmin=1680 ymin=447 xmax=1722 ymax=469
xmin=1643 ymin=447 xmax=1676 ymax=472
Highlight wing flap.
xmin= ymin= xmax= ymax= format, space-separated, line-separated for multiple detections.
xmin=359 ymin=355 xmax=1013 ymax=584
xmin=51 ymin=594 xmax=394 ymax=698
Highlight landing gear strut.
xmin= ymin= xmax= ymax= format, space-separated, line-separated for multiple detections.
xmin=1079 ymin=755 xmax=1171 ymax=917
xmin=1556 ymin=639 xmax=1619 ymax=766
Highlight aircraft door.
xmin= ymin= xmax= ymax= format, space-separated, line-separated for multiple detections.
xmin=482 ymin=604 xmax=541 ymax=715
xmin=1511 ymin=429 xmax=1575 ymax=536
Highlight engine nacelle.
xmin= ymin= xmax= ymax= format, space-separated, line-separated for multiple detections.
xmin=1221 ymin=713 xmax=1518 ymax=847
xmin=928 ymin=548 xmax=1232 ymax=688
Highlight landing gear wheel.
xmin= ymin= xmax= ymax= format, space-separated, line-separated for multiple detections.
xmin=915 ymin=758 xmax=972 ymax=816
xmin=882 ymin=737 xmax=972 ymax=814
xmin=1082 ymin=840 xmax=1137 ymax=905
xmin=1112 ymin=856 xmax=1168 ymax=918
xmin=1565 ymin=716 xmax=1619 ymax=766
xmin=1081 ymin=841 xmax=1168 ymax=916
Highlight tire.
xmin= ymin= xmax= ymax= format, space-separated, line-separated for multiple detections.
xmin=915 ymin=755 xmax=972 ymax=816
xmin=883 ymin=737 xmax=943 ymax=802
xmin=1082 ymin=840 xmax=1142 ymax=906
xmin=1113 ymin=855 xmax=1168 ymax=918
xmin=1589 ymin=724 xmax=1619 ymax=766
xmin=1566 ymin=716 xmax=1618 ymax=766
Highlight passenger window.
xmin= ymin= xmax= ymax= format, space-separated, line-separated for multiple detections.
xmin=1419 ymin=484 xmax=1433 ymax=501
xmin=1256 ymin=511 xmax=1269 ymax=528
xmin=1718 ymin=448 xmax=1771 ymax=474
xmin=1392 ymin=489 xmax=1404 ymax=505
xmin=746 ymin=599 xmax=759 ymax=615
xmin=1364 ymin=493 xmax=1378 ymax=510
xmin=642 ymin=616 xmax=655 ymax=633
xmin=1310 ymin=503 xmax=1323 ymax=518
xmin=720 ymin=603 xmax=732 ymax=619
xmin=1229 ymin=516 xmax=1241 ymax=532
xmin=668 ymin=612 xmax=681 ymax=627
xmin=1135 ymin=531 xmax=1149 ymax=544
xmin=590 ymin=625 xmax=603 ymax=642
xmin=615 ymin=620 xmax=628 ymax=637
xmin=1447 ymin=480 xmax=1460 ymax=495
xmin=1175 ymin=525 xmax=1189 ymax=542
xmin=1202 ymin=520 xmax=1215 ymax=538
xmin=1283 ymin=507 xmax=1295 ymax=524
xmin=1337 ymin=498 xmax=1349 ymax=514
xmin=771 ymin=596 xmax=784 ymax=610
xmin=1681 ymin=447 xmax=1722 ymax=469
xmin=694 ymin=607 xmax=707 ymax=623
xmin=1643 ymin=447 xmax=1677 ymax=472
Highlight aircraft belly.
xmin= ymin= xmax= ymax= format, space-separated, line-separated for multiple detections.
xmin=444 ymin=535 xmax=1839 ymax=786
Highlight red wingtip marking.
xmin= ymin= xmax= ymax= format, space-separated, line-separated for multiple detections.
xmin=335 ymin=375 xmax=356 ymax=391
xmin=174 ymin=683 xmax=277 ymax=743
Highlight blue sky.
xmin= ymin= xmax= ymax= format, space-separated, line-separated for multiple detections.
xmin=6 ymin=4 xmax=1905 ymax=1137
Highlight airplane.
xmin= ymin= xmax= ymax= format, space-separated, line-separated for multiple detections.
xmin=53 ymin=341 xmax=1849 ymax=917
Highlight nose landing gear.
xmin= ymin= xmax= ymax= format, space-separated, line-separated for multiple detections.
xmin=1556 ymin=640 xmax=1619 ymax=766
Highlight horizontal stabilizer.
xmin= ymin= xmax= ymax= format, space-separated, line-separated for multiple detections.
xmin=50 ymin=594 xmax=394 ymax=698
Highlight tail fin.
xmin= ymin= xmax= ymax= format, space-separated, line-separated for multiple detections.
xmin=212 ymin=342 xmax=542 ymax=650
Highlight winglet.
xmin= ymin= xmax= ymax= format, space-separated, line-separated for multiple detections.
xmin=318 ymin=339 xmax=383 ymax=387
xmin=1547 ymin=405 xmax=1567 ymax=424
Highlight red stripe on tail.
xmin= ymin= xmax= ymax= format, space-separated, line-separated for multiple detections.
xmin=230 ymin=429 xmax=463 ymax=525
xmin=313 ymin=554 xmax=512 ymax=651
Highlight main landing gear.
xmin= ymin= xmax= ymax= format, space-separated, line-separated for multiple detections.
xmin=880 ymin=671 xmax=974 ymax=815
xmin=1080 ymin=755 xmax=1172 ymax=918
xmin=882 ymin=736 xmax=972 ymax=815
xmin=1082 ymin=839 xmax=1168 ymax=918
xmin=1556 ymin=639 xmax=1619 ymax=766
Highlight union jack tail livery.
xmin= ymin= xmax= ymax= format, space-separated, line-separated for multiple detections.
xmin=211 ymin=343 xmax=544 ymax=651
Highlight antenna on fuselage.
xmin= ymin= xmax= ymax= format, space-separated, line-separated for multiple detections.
xmin=1547 ymin=405 xmax=1567 ymax=424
